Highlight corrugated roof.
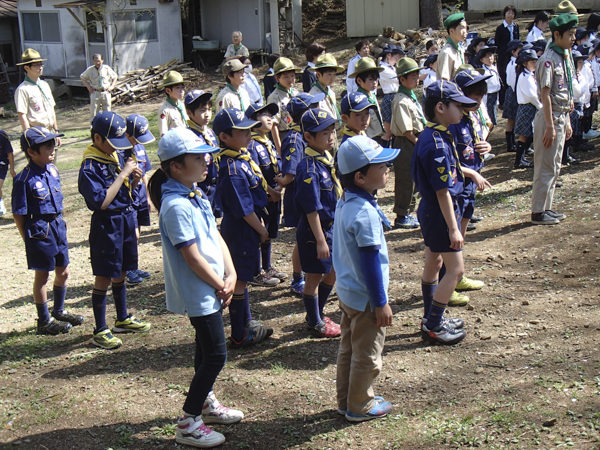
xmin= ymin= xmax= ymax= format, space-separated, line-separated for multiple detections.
xmin=0 ymin=0 xmax=17 ymax=18
xmin=54 ymin=0 xmax=104 ymax=8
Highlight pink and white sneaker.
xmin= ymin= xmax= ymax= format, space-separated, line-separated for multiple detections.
xmin=176 ymin=415 xmax=225 ymax=448
xmin=202 ymin=392 xmax=244 ymax=425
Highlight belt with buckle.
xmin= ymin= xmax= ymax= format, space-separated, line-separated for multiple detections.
xmin=32 ymin=213 xmax=61 ymax=221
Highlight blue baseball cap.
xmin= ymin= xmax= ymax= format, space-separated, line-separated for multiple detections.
xmin=157 ymin=128 xmax=219 ymax=162
xmin=20 ymin=126 xmax=64 ymax=152
xmin=126 ymin=114 xmax=155 ymax=145
xmin=300 ymin=108 xmax=339 ymax=133
xmin=244 ymin=102 xmax=279 ymax=120
xmin=184 ymin=89 xmax=212 ymax=106
xmin=425 ymin=80 xmax=478 ymax=108
xmin=337 ymin=135 xmax=400 ymax=174
xmin=286 ymin=92 xmax=325 ymax=116
xmin=341 ymin=92 xmax=374 ymax=115
xmin=212 ymin=108 xmax=260 ymax=136
xmin=453 ymin=68 xmax=491 ymax=89
xmin=92 ymin=111 xmax=131 ymax=150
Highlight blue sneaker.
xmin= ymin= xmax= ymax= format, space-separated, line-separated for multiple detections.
xmin=135 ymin=269 xmax=151 ymax=279
xmin=126 ymin=270 xmax=143 ymax=285
xmin=345 ymin=400 xmax=393 ymax=422
xmin=394 ymin=215 xmax=419 ymax=229
xmin=290 ymin=279 xmax=305 ymax=297
xmin=337 ymin=396 xmax=385 ymax=415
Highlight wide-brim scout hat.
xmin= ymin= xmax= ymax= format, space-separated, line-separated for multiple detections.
xmin=222 ymin=59 xmax=248 ymax=78
xmin=379 ymin=45 xmax=405 ymax=59
xmin=531 ymin=39 xmax=548 ymax=53
xmin=126 ymin=114 xmax=155 ymax=145
xmin=158 ymin=128 xmax=219 ymax=162
xmin=444 ymin=12 xmax=465 ymax=29
xmin=571 ymin=49 xmax=587 ymax=61
xmin=337 ymin=135 xmax=400 ymax=175
xmin=515 ymin=49 xmax=539 ymax=66
xmin=92 ymin=111 xmax=131 ymax=150
xmin=286 ymin=92 xmax=325 ymax=115
xmin=505 ymin=39 xmax=524 ymax=54
xmin=426 ymin=80 xmax=478 ymax=108
xmin=245 ymin=102 xmax=280 ymax=120
xmin=213 ymin=108 xmax=260 ymax=136
xmin=424 ymin=53 xmax=439 ymax=68
xmin=184 ymin=90 xmax=212 ymax=106
xmin=341 ymin=92 xmax=375 ymax=115
xmin=456 ymin=63 xmax=485 ymax=76
xmin=577 ymin=40 xmax=593 ymax=56
xmin=396 ymin=57 xmax=421 ymax=78
xmin=348 ymin=57 xmax=383 ymax=78
xmin=576 ymin=27 xmax=590 ymax=41
xmin=474 ymin=46 xmax=498 ymax=64
xmin=453 ymin=68 xmax=491 ymax=89
xmin=553 ymin=1 xmax=582 ymax=16
xmin=20 ymin=126 xmax=64 ymax=152
xmin=549 ymin=14 xmax=579 ymax=33
xmin=273 ymin=57 xmax=301 ymax=75
xmin=163 ymin=70 xmax=189 ymax=88
xmin=309 ymin=53 xmax=345 ymax=73
xmin=300 ymin=108 xmax=339 ymax=133
xmin=17 ymin=48 xmax=46 ymax=66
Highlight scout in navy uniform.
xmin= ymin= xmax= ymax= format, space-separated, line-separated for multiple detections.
xmin=274 ymin=93 xmax=324 ymax=296
xmin=214 ymin=108 xmax=273 ymax=348
xmin=410 ymin=80 xmax=477 ymax=345
xmin=245 ymin=103 xmax=287 ymax=287
xmin=125 ymin=114 xmax=155 ymax=285
xmin=184 ymin=90 xmax=222 ymax=218
xmin=12 ymin=127 xmax=84 ymax=335
xmin=0 ymin=129 xmax=16 ymax=215
xmin=531 ymin=14 xmax=578 ymax=225
xmin=294 ymin=108 xmax=342 ymax=338
xmin=78 ymin=111 xmax=151 ymax=349
xmin=340 ymin=92 xmax=376 ymax=145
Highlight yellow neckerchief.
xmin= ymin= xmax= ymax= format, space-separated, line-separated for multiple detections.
xmin=304 ymin=147 xmax=342 ymax=198
xmin=187 ymin=120 xmax=220 ymax=164
xmin=251 ymin=132 xmax=280 ymax=174
xmin=290 ymin=123 xmax=302 ymax=133
xmin=82 ymin=144 xmax=132 ymax=193
xmin=341 ymin=125 xmax=364 ymax=138
xmin=218 ymin=147 xmax=269 ymax=192
xmin=463 ymin=111 xmax=480 ymax=144
xmin=425 ymin=122 xmax=463 ymax=179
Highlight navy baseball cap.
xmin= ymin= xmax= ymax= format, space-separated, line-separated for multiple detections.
xmin=286 ymin=92 xmax=325 ymax=116
xmin=213 ymin=108 xmax=260 ymax=135
xmin=126 ymin=114 xmax=155 ymax=145
xmin=337 ymin=135 xmax=400 ymax=175
xmin=341 ymin=92 xmax=374 ymax=115
xmin=453 ymin=68 xmax=491 ymax=89
xmin=20 ymin=126 xmax=64 ymax=152
xmin=184 ymin=89 xmax=212 ymax=106
xmin=577 ymin=40 xmax=593 ymax=55
xmin=300 ymin=108 xmax=339 ymax=133
xmin=157 ymin=128 xmax=219 ymax=162
xmin=244 ymin=102 xmax=279 ymax=120
xmin=426 ymin=80 xmax=478 ymax=107
xmin=92 ymin=111 xmax=131 ymax=150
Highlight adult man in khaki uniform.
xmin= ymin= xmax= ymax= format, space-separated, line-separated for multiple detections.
xmin=14 ymin=49 xmax=60 ymax=145
xmin=80 ymin=54 xmax=118 ymax=123
xmin=437 ymin=13 xmax=468 ymax=81
xmin=531 ymin=14 xmax=577 ymax=225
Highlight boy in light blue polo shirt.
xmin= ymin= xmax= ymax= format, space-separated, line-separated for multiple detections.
xmin=333 ymin=135 xmax=399 ymax=423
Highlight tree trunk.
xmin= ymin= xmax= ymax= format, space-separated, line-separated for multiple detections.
xmin=420 ymin=0 xmax=443 ymax=30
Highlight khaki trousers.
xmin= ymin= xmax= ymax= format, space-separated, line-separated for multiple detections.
xmin=90 ymin=90 xmax=112 ymax=122
xmin=393 ymin=135 xmax=418 ymax=216
xmin=336 ymin=301 xmax=386 ymax=415
xmin=531 ymin=109 xmax=567 ymax=214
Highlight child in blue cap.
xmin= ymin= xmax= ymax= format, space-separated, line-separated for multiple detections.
xmin=78 ymin=111 xmax=151 ymax=349
xmin=13 ymin=127 xmax=85 ymax=335
xmin=148 ymin=127 xmax=242 ymax=449
xmin=340 ymin=92 xmax=377 ymax=145
xmin=334 ymin=135 xmax=398 ymax=422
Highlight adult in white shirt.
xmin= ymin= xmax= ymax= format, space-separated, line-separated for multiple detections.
xmin=239 ymin=56 xmax=264 ymax=106
xmin=346 ymin=40 xmax=370 ymax=94
xmin=526 ymin=11 xmax=550 ymax=43
xmin=378 ymin=45 xmax=404 ymax=146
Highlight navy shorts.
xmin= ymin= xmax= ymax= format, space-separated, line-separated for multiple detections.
xmin=283 ymin=189 xmax=299 ymax=229
xmin=25 ymin=216 xmax=69 ymax=271
xmin=0 ymin=160 xmax=7 ymax=180
xmin=297 ymin=223 xmax=333 ymax=274
xmin=266 ymin=200 xmax=281 ymax=239
xmin=456 ymin=182 xmax=476 ymax=220
xmin=231 ymin=249 xmax=260 ymax=282
xmin=136 ymin=206 xmax=151 ymax=227
xmin=417 ymin=200 xmax=462 ymax=254
xmin=90 ymin=208 xmax=138 ymax=278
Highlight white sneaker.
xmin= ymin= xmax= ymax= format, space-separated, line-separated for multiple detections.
xmin=176 ymin=415 xmax=225 ymax=448
xmin=483 ymin=153 xmax=495 ymax=162
xmin=0 ymin=198 xmax=5 ymax=215
xmin=583 ymin=129 xmax=600 ymax=139
xmin=202 ymin=391 xmax=244 ymax=424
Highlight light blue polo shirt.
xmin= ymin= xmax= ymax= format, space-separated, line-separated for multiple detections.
xmin=332 ymin=188 xmax=389 ymax=312
xmin=159 ymin=178 xmax=224 ymax=317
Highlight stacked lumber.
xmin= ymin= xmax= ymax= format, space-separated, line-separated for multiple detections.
xmin=111 ymin=59 xmax=200 ymax=104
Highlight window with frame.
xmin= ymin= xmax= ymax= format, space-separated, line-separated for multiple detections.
xmin=22 ymin=12 xmax=61 ymax=42
xmin=113 ymin=9 xmax=157 ymax=43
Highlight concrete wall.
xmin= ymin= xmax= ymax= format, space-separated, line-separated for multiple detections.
xmin=346 ymin=0 xmax=420 ymax=38
xmin=468 ymin=0 xmax=600 ymax=11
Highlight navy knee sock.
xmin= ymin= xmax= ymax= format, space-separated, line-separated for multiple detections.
xmin=36 ymin=303 xmax=50 ymax=324
xmin=318 ymin=282 xmax=334 ymax=318
xmin=261 ymin=242 xmax=271 ymax=271
xmin=53 ymin=285 xmax=67 ymax=314
xmin=229 ymin=293 xmax=246 ymax=342
xmin=421 ymin=279 xmax=438 ymax=317
xmin=303 ymin=293 xmax=320 ymax=327
xmin=112 ymin=280 xmax=128 ymax=322
xmin=438 ymin=264 xmax=446 ymax=282
xmin=91 ymin=289 xmax=108 ymax=331
xmin=425 ymin=300 xmax=446 ymax=330
xmin=293 ymin=272 xmax=303 ymax=283
xmin=242 ymin=288 xmax=252 ymax=325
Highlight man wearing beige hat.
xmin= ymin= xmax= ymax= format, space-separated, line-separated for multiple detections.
xmin=266 ymin=57 xmax=301 ymax=151
xmin=215 ymin=59 xmax=252 ymax=114
xmin=15 ymin=49 xmax=60 ymax=145
xmin=80 ymin=54 xmax=118 ymax=123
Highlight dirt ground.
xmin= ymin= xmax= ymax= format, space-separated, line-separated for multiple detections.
xmin=2 ymin=16 xmax=600 ymax=450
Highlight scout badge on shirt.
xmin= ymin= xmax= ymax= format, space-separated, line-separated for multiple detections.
xmin=463 ymin=145 xmax=474 ymax=160
xmin=160 ymin=113 xmax=165 ymax=119
xmin=49 ymin=166 xmax=58 ymax=177
xmin=322 ymin=170 xmax=329 ymax=179
xmin=33 ymin=103 xmax=41 ymax=112
xmin=434 ymin=156 xmax=445 ymax=163
xmin=35 ymin=181 xmax=44 ymax=189
xmin=558 ymin=77 xmax=564 ymax=89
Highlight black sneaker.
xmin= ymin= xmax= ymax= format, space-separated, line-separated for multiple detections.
xmin=531 ymin=212 xmax=559 ymax=225
xmin=421 ymin=322 xmax=467 ymax=345
xmin=37 ymin=317 xmax=72 ymax=335
xmin=469 ymin=215 xmax=483 ymax=223
xmin=52 ymin=310 xmax=85 ymax=326
xmin=467 ymin=222 xmax=476 ymax=231
xmin=545 ymin=210 xmax=566 ymax=221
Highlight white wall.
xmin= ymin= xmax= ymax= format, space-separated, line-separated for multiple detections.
xmin=346 ymin=0 xmax=420 ymax=38
xmin=468 ymin=0 xmax=600 ymax=12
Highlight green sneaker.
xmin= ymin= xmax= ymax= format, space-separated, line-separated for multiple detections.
xmin=113 ymin=315 xmax=151 ymax=333
xmin=447 ymin=291 xmax=470 ymax=306
xmin=455 ymin=277 xmax=484 ymax=291
xmin=92 ymin=329 xmax=122 ymax=349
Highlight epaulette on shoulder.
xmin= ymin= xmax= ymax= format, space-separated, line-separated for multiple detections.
xmin=305 ymin=156 xmax=316 ymax=173
xmin=432 ymin=131 xmax=447 ymax=149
